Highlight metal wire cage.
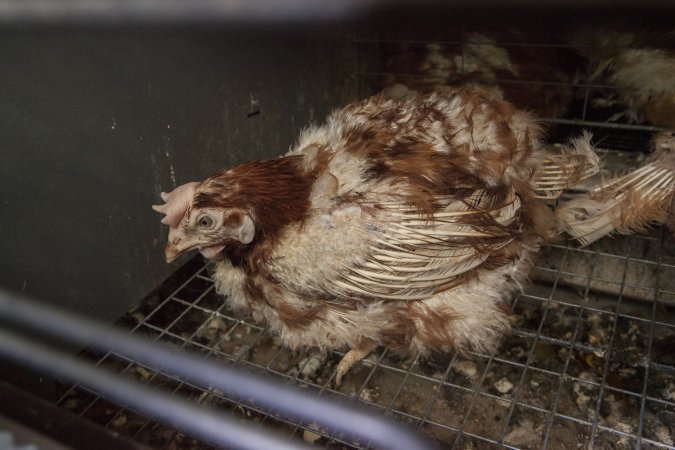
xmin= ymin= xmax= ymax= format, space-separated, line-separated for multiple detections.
xmin=50 ymin=226 xmax=675 ymax=449
xmin=2 ymin=8 xmax=675 ymax=450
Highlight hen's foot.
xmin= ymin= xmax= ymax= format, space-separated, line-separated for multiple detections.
xmin=335 ymin=342 xmax=376 ymax=386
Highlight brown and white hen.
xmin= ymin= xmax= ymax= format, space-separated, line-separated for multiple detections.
xmin=567 ymin=28 xmax=675 ymax=127
xmin=153 ymin=90 xmax=597 ymax=384
xmin=380 ymin=31 xmax=581 ymax=120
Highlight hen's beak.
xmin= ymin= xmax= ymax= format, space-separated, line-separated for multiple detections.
xmin=164 ymin=242 xmax=184 ymax=263
xmin=164 ymin=230 xmax=225 ymax=263
xmin=164 ymin=229 xmax=198 ymax=263
xmin=165 ymin=240 xmax=198 ymax=263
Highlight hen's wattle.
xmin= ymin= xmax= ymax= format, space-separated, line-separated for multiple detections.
xmin=153 ymin=90 xmax=598 ymax=384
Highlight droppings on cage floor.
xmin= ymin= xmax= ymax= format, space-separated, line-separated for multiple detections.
xmin=54 ymin=229 xmax=675 ymax=450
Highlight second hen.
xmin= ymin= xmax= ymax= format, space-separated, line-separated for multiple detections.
xmin=567 ymin=28 xmax=675 ymax=127
xmin=153 ymin=90 xmax=596 ymax=384
xmin=380 ymin=31 xmax=581 ymax=120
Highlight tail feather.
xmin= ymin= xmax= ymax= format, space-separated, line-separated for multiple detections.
xmin=556 ymin=130 xmax=675 ymax=246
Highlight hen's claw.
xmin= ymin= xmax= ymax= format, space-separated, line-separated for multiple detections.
xmin=335 ymin=342 xmax=376 ymax=386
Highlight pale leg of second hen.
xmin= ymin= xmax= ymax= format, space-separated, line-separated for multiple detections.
xmin=335 ymin=341 xmax=377 ymax=386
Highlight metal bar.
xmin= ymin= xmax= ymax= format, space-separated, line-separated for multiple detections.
xmin=496 ymin=242 xmax=572 ymax=444
xmin=324 ymin=347 xmax=389 ymax=447
xmin=56 ymin=259 xmax=210 ymax=408
xmin=541 ymin=249 xmax=599 ymax=449
xmin=3 ymin=0 xmax=673 ymax=25
xmin=0 ymin=0 xmax=373 ymax=25
xmin=0 ymin=328 xmax=312 ymax=450
xmin=350 ymin=37 xmax=671 ymax=51
xmin=540 ymin=118 xmax=665 ymax=133
xmin=69 ymin=266 xmax=217 ymax=426
xmin=450 ymin=354 xmax=496 ymax=449
xmin=0 ymin=288 xmax=435 ymax=450
xmin=587 ymin=255 xmax=633 ymax=447
xmin=128 ymin=284 xmax=232 ymax=441
xmin=635 ymin=229 xmax=666 ymax=450
xmin=414 ymin=352 xmax=460 ymax=432
xmin=0 ymin=379 xmax=152 ymax=450
xmin=354 ymin=70 xmax=619 ymax=90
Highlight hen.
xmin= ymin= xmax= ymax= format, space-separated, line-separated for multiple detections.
xmin=153 ymin=90 xmax=597 ymax=384
xmin=567 ymin=28 xmax=675 ymax=127
xmin=380 ymin=31 xmax=581 ymax=120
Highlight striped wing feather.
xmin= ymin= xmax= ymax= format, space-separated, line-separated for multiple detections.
xmin=330 ymin=188 xmax=521 ymax=301
xmin=532 ymin=132 xmax=601 ymax=201
xmin=533 ymin=153 xmax=599 ymax=200
xmin=557 ymin=163 xmax=675 ymax=246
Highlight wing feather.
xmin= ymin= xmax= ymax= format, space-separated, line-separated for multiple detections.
xmin=328 ymin=188 xmax=521 ymax=301
xmin=557 ymin=164 xmax=675 ymax=246
xmin=532 ymin=132 xmax=600 ymax=200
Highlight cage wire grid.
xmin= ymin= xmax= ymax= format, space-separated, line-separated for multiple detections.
xmin=53 ymin=228 xmax=675 ymax=450
xmin=349 ymin=30 xmax=668 ymax=154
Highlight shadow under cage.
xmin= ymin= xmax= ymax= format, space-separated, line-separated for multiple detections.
xmin=1 ymin=2 xmax=674 ymax=449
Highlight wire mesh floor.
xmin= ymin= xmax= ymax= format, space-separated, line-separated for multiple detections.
xmin=53 ymin=228 xmax=675 ymax=450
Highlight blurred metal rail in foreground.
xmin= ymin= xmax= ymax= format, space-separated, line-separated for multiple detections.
xmin=0 ymin=0 xmax=673 ymax=26
xmin=0 ymin=288 xmax=434 ymax=450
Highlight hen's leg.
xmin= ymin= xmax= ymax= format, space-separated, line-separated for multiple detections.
xmin=335 ymin=341 xmax=376 ymax=386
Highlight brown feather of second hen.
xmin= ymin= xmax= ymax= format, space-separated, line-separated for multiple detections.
xmin=152 ymin=90 xmax=597 ymax=384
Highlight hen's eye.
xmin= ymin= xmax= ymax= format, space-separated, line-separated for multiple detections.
xmin=197 ymin=215 xmax=214 ymax=229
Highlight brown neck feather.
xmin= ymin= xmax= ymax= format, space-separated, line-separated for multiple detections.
xmin=195 ymin=155 xmax=314 ymax=272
